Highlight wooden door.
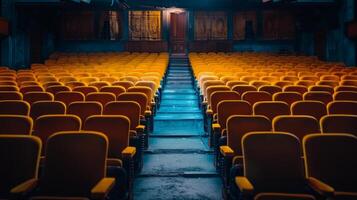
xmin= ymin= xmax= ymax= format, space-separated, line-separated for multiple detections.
xmin=170 ymin=12 xmax=186 ymax=53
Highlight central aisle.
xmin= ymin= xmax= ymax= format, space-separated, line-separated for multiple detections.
xmin=133 ymin=54 xmax=222 ymax=199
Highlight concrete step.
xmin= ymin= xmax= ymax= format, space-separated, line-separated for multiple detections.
xmin=158 ymin=106 xmax=201 ymax=113
xmin=162 ymin=89 xmax=196 ymax=94
xmin=134 ymin=177 xmax=222 ymax=200
xmin=161 ymin=94 xmax=197 ymax=100
xmin=153 ymin=117 xmax=203 ymax=135
xmin=148 ymin=137 xmax=208 ymax=151
xmin=160 ymin=99 xmax=198 ymax=107
xmin=140 ymin=153 xmax=215 ymax=175
xmin=155 ymin=113 xmax=203 ymax=120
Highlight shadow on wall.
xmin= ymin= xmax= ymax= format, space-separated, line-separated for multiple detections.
xmin=233 ymin=40 xmax=295 ymax=54
xmin=56 ymin=40 xmax=125 ymax=53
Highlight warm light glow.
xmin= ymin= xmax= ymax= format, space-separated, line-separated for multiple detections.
xmin=165 ymin=7 xmax=185 ymax=13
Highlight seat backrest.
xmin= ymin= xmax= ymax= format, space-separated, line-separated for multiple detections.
xmin=273 ymin=81 xmax=294 ymax=88
xmin=111 ymin=81 xmax=135 ymax=90
xmin=128 ymin=86 xmax=153 ymax=104
xmin=19 ymin=85 xmax=44 ymax=94
xmin=100 ymin=86 xmax=126 ymax=98
xmin=226 ymin=81 xmax=248 ymax=89
xmin=117 ymin=92 xmax=148 ymax=116
xmin=85 ymin=92 xmax=116 ymax=107
xmin=242 ymin=91 xmax=272 ymax=106
xmin=333 ymin=91 xmax=357 ymax=101
xmin=327 ymin=101 xmax=357 ymax=115
xmin=65 ymin=81 xmax=86 ymax=89
xmin=210 ymin=91 xmax=240 ymax=113
xmin=0 ymin=115 xmax=33 ymax=135
xmin=335 ymin=85 xmax=357 ymax=92
xmin=303 ymin=134 xmax=357 ymax=192
xmin=34 ymin=115 xmax=81 ymax=153
xmin=291 ymin=100 xmax=327 ymax=120
xmin=227 ymin=115 xmax=271 ymax=155
xmin=23 ymin=92 xmax=54 ymax=105
xmin=54 ymin=91 xmax=85 ymax=107
xmin=232 ymin=85 xmax=257 ymax=96
xmin=308 ymin=85 xmax=334 ymax=94
xmin=202 ymin=80 xmax=225 ymax=96
xmin=88 ymin=81 xmax=110 ymax=90
xmin=283 ymin=85 xmax=308 ymax=95
xmin=258 ymin=85 xmax=282 ymax=96
xmin=217 ymin=100 xmax=252 ymax=129
xmin=83 ymin=115 xmax=130 ymax=159
xmin=67 ymin=101 xmax=103 ymax=124
xmin=0 ymin=135 xmax=41 ymax=195
xmin=295 ymin=80 xmax=315 ymax=88
xmin=103 ymin=101 xmax=141 ymax=130
xmin=303 ymin=91 xmax=333 ymax=105
xmin=205 ymin=85 xmax=230 ymax=104
xmin=273 ymin=115 xmax=320 ymax=141
xmin=40 ymin=131 xmax=107 ymax=197
xmin=46 ymin=85 xmax=71 ymax=95
xmin=253 ymin=101 xmax=290 ymax=121
xmin=72 ymin=86 xmax=98 ymax=96
xmin=273 ymin=92 xmax=303 ymax=106
xmin=0 ymin=85 xmax=19 ymax=92
xmin=0 ymin=100 xmax=30 ymax=115
xmin=0 ymin=91 xmax=23 ymax=101
xmin=243 ymin=132 xmax=305 ymax=191
xmin=30 ymin=101 xmax=66 ymax=121
xmin=320 ymin=114 xmax=357 ymax=136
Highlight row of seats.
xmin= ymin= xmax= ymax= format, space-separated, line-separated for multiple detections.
xmin=0 ymin=52 xmax=169 ymax=199
xmin=190 ymin=52 xmax=357 ymax=200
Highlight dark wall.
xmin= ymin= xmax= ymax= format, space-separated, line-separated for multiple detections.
xmin=1 ymin=0 xmax=356 ymax=67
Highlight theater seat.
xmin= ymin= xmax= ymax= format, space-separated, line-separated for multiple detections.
xmin=28 ymin=131 xmax=115 ymax=200
xmin=291 ymin=101 xmax=327 ymax=120
xmin=273 ymin=115 xmax=321 ymax=141
xmin=327 ymin=101 xmax=357 ymax=115
xmin=0 ymin=115 xmax=33 ymax=135
xmin=234 ymin=132 xmax=312 ymax=199
xmin=320 ymin=114 xmax=357 ymax=136
xmin=0 ymin=100 xmax=30 ymax=115
xmin=30 ymin=101 xmax=66 ymax=121
xmin=0 ymin=135 xmax=41 ymax=199
xmin=303 ymin=134 xmax=357 ymax=200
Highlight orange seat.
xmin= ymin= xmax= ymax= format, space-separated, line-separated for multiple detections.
xmin=242 ymin=91 xmax=272 ymax=106
xmin=253 ymin=101 xmax=290 ymax=121
xmin=303 ymin=91 xmax=333 ymax=105
xmin=0 ymin=115 xmax=33 ymax=135
xmin=333 ymin=91 xmax=357 ymax=101
xmin=258 ymin=85 xmax=282 ymax=96
xmin=0 ymin=100 xmax=30 ymax=115
xmin=283 ymin=85 xmax=308 ymax=95
xmin=291 ymin=100 xmax=327 ymax=120
xmin=85 ymin=92 xmax=116 ymax=107
xmin=67 ymin=101 xmax=103 ymax=123
xmin=19 ymin=85 xmax=44 ymax=94
xmin=23 ymin=92 xmax=54 ymax=105
xmin=46 ymin=85 xmax=71 ymax=95
xmin=0 ymin=91 xmax=23 ymax=101
xmin=232 ymin=85 xmax=256 ymax=96
xmin=320 ymin=114 xmax=357 ymax=136
xmin=30 ymin=101 xmax=66 ymax=120
xmin=72 ymin=86 xmax=98 ymax=96
xmin=100 ymin=86 xmax=126 ymax=98
xmin=327 ymin=101 xmax=357 ymax=115
xmin=54 ymin=91 xmax=85 ymax=107
xmin=273 ymin=92 xmax=302 ymax=106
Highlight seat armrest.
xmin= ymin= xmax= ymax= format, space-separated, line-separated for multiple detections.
xmin=144 ymin=110 xmax=152 ymax=116
xmin=11 ymin=178 xmax=38 ymax=195
xmin=235 ymin=176 xmax=254 ymax=195
xmin=122 ymin=146 xmax=136 ymax=159
xmin=307 ymin=177 xmax=334 ymax=196
xmin=212 ymin=123 xmax=221 ymax=132
xmin=206 ymin=109 xmax=213 ymax=116
xmin=220 ymin=146 xmax=235 ymax=157
xmin=136 ymin=125 xmax=145 ymax=133
xmin=91 ymin=178 xmax=115 ymax=200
